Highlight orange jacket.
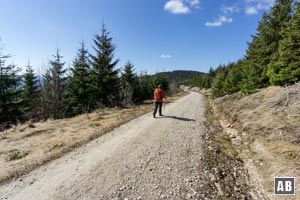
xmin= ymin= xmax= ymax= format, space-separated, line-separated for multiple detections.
xmin=153 ymin=88 xmax=166 ymax=102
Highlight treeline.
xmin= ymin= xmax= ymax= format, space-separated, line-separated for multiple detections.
xmin=158 ymin=70 xmax=204 ymax=85
xmin=0 ymin=24 xmax=170 ymax=129
xmin=192 ymin=0 xmax=300 ymax=97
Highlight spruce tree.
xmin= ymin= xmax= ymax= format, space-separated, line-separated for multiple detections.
xmin=239 ymin=60 xmax=261 ymax=93
xmin=243 ymin=11 xmax=278 ymax=91
xmin=191 ymin=74 xmax=203 ymax=88
xmin=0 ymin=47 xmax=23 ymax=126
xmin=41 ymin=48 xmax=67 ymax=119
xmin=268 ymin=1 xmax=300 ymax=85
xmin=120 ymin=61 xmax=137 ymax=105
xmin=68 ymin=41 xmax=91 ymax=115
xmin=267 ymin=0 xmax=293 ymax=84
xmin=244 ymin=13 xmax=271 ymax=90
xmin=212 ymin=65 xmax=228 ymax=97
xmin=136 ymin=71 xmax=153 ymax=101
xmin=153 ymin=74 xmax=169 ymax=92
xmin=90 ymin=24 xmax=120 ymax=107
xmin=207 ymin=67 xmax=216 ymax=88
xmin=41 ymin=70 xmax=53 ymax=119
xmin=268 ymin=0 xmax=293 ymax=61
xmin=241 ymin=0 xmax=293 ymax=91
xmin=202 ymin=74 xmax=211 ymax=89
xmin=22 ymin=62 xmax=39 ymax=120
xmin=122 ymin=61 xmax=136 ymax=85
xmin=223 ymin=61 xmax=243 ymax=94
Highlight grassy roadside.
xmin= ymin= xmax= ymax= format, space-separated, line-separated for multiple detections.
xmin=0 ymin=91 xmax=188 ymax=184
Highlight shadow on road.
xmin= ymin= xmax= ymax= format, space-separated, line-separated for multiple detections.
xmin=159 ymin=115 xmax=195 ymax=122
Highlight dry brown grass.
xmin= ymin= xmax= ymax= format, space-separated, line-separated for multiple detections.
xmin=0 ymin=92 xmax=188 ymax=184
xmin=212 ymin=85 xmax=300 ymax=199
xmin=213 ymin=86 xmax=300 ymax=153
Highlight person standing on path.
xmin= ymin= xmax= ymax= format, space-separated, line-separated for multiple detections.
xmin=153 ymin=84 xmax=167 ymax=118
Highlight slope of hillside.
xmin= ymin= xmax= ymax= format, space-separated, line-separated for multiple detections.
xmin=212 ymin=85 xmax=300 ymax=199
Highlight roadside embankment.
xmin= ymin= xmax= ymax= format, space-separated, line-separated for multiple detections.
xmin=210 ymin=85 xmax=300 ymax=199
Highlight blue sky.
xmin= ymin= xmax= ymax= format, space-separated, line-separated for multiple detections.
xmin=0 ymin=0 xmax=274 ymax=74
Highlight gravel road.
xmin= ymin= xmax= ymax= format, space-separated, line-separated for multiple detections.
xmin=0 ymin=92 xmax=217 ymax=199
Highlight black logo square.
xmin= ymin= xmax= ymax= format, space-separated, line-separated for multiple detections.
xmin=274 ymin=177 xmax=295 ymax=195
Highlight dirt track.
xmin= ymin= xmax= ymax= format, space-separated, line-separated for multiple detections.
xmin=0 ymin=92 xmax=252 ymax=200
xmin=0 ymin=92 xmax=250 ymax=200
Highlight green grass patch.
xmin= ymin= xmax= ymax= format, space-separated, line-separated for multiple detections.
xmin=215 ymin=133 xmax=239 ymax=159
xmin=89 ymin=122 xmax=102 ymax=127
xmin=49 ymin=142 xmax=66 ymax=151
xmin=7 ymin=150 xmax=28 ymax=161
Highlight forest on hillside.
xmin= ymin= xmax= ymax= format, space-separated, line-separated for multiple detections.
xmin=157 ymin=70 xmax=204 ymax=85
xmin=192 ymin=0 xmax=300 ymax=97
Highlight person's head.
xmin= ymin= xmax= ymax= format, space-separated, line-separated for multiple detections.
xmin=158 ymin=84 xmax=162 ymax=89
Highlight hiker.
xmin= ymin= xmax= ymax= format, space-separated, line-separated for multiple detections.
xmin=153 ymin=84 xmax=167 ymax=118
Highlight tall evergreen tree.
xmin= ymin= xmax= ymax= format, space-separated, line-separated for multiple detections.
xmin=191 ymin=74 xmax=203 ymax=88
xmin=153 ymin=74 xmax=169 ymax=92
xmin=120 ymin=61 xmax=137 ymax=105
xmin=122 ymin=61 xmax=136 ymax=85
xmin=240 ymin=60 xmax=262 ymax=94
xmin=241 ymin=0 xmax=293 ymax=91
xmin=68 ymin=41 xmax=91 ymax=115
xmin=41 ymin=48 xmax=67 ymax=119
xmin=136 ymin=71 xmax=153 ymax=102
xmin=41 ymin=70 xmax=52 ymax=119
xmin=207 ymin=67 xmax=216 ymax=88
xmin=268 ymin=0 xmax=293 ymax=61
xmin=202 ymin=74 xmax=211 ymax=89
xmin=244 ymin=13 xmax=271 ymax=89
xmin=223 ymin=61 xmax=243 ymax=94
xmin=268 ymin=1 xmax=300 ymax=85
xmin=0 ymin=46 xmax=23 ymax=126
xmin=22 ymin=62 xmax=39 ymax=120
xmin=90 ymin=24 xmax=120 ymax=107
xmin=267 ymin=0 xmax=293 ymax=84
xmin=212 ymin=65 xmax=228 ymax=97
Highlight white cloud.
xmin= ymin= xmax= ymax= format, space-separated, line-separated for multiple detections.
xmin=205 ymin=21 xmax=222 ymax=27
xmin=164 ymin=0 xmax=200 ymax=14
xmin=221 ymin=6 xmax=239 ymax=14
xmin=244 ymin=0 xmax=274 ymax=14
xmin=204 ymin=0 xmax=274 ymax=27
xmin=188 ymin=0 xmax=200 ymax=7
xmin=220 ymin=16 xmax=233 ymax=23
xmin=245 ymin=6 xmax=258 ymax=15
xmin=164 ymin=0 xmax=190 ymax=14
xmin=256 ymin=0 xmax=274 ymax=10
xmin=205 ymin=16 xmax=233 ymax=27
xmin=205 ymin=5 xmax=236 ymax=27
xmin=160 ymin=54 xmax=172 ymax=59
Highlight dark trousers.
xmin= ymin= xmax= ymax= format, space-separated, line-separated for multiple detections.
xmin=153 ymin=102 xmax=163 ymax=116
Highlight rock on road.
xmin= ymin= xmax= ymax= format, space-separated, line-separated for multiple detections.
xmin=0 ymin=92 xmax=209 ymax=200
